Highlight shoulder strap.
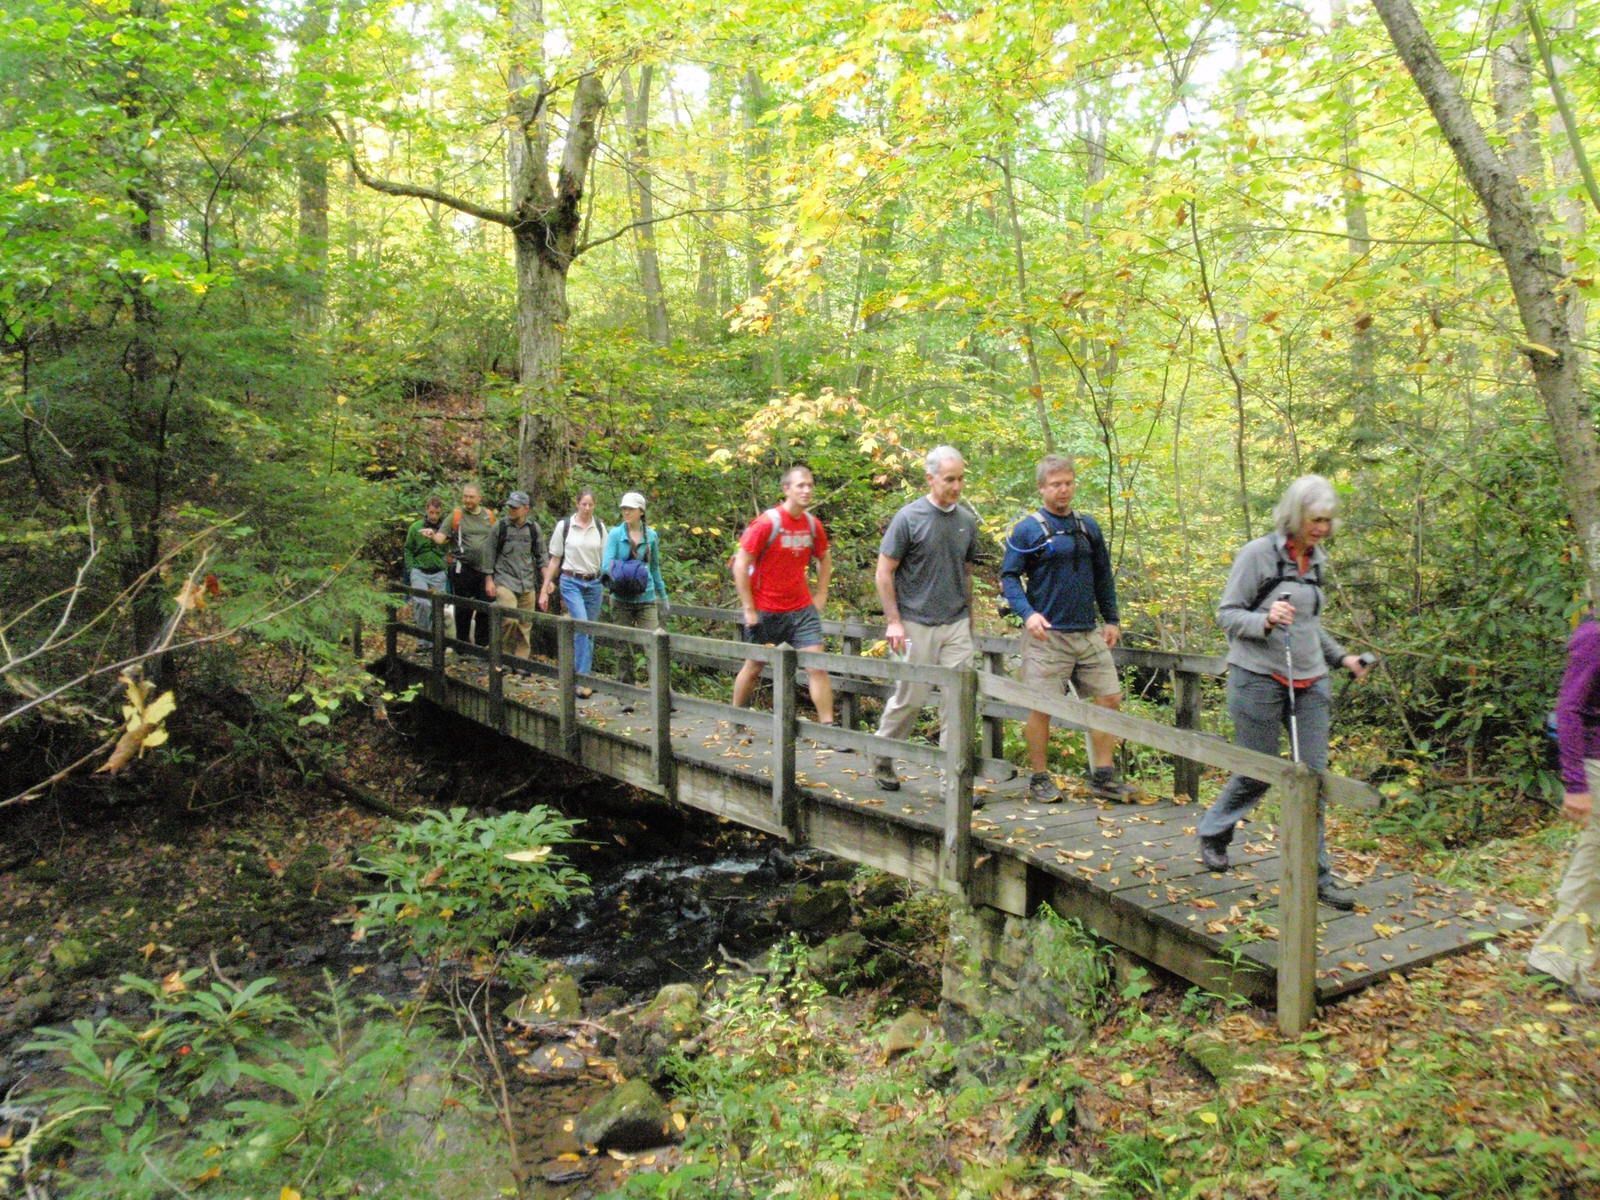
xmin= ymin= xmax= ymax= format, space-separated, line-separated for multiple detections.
xmin=451 ymin=508 xmax=462 ymax=532
xmin=1245 ymin=551 xmax=1324 ymax=613
xmin=752 ymin=508 xmax=785 ymax=566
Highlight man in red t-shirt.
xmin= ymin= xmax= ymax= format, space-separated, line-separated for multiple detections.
xmin=731 ymin=465 xmax=834 ymax=724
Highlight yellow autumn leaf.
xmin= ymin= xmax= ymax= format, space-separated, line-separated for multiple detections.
xmin=281 ymin=1188 xmax=303 ymax=1200
xmin=504 ymin=847 xmax=552 ymax=863
xmin=1197 ymin=1111 xmax=1219 ymax=1126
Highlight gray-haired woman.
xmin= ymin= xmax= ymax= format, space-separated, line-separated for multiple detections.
xmin=1196 ymin=475 xmax=1371 ymax=910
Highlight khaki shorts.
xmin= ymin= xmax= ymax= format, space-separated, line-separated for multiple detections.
xmin=1019 ymin=629 xmax=1120 ymax=699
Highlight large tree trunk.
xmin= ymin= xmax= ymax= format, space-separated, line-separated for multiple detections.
xmin=293 ymin=0 xmax=332 ymax=335
xmin=997 ymin=146 xmax=1053 ymax=451
xmin=620 ymin=66 xmax=670 ymax=346
xmin=1332 ymin=0 xmax=1376 ymax=433
xmin=1370 ymin=0 xmax=1600 ymax=593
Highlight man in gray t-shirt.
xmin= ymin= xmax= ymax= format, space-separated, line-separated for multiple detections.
xmin=871 ymin=446 xmax=979 ymax=792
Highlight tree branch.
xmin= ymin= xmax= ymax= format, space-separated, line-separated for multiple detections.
xmin=328 ymin=117 xmax=516 ymax=227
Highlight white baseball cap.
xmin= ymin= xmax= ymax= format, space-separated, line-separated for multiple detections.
xmin=619 ymin=491 xmax=647 ymax=510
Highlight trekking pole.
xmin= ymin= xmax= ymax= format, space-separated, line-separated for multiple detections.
xmin=1279 ymin=591 xmax=1301 ymax=763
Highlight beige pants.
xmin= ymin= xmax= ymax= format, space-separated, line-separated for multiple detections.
xmin=874 ymin=618 xmax=975 ymax=753
xmin=1528 ymin=758 xmax=1600 ymax=987
xmin=494 ymin=586 xmax=537 ymax=660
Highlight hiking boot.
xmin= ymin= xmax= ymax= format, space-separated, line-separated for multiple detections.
xmin=1316 ymin=879 xmax=1357 ymax=911
xmin=1199 ymin=834 xmax=1230 ymax=872
xmin=1087 ymin=767 xmax=1138 ymax=802
xmin=873 ymin=757 xmax=900 ymax=792
xmin=1028 ymin=771 xmax=1063 ymax=804
xmin=1570 ymin=979 xmax=1600 ymax=1004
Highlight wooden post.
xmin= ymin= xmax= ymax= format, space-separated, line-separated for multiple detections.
xmin=772 ymin=644 xmax=799 ymax=839
xmin=1277 ymin=765 xmax=1320 ymax=1035
xmin=384 ymin=605 xmax=398 ymax=664
xmin=649 ymin=628 xmax=675 ymax=798
xmin=981 ymin=649 xmax=1006 ymax=761
xmin=839 ymin=634 xmax=861 ymax=731
xmin=557 ymin=616 xmax=578 ymax=757
xmin=487 ymin=605 xmax=505 ymax=733
xmin=350 ymin=617 xmax=363 ymax=659
xmin=428 ymin=597 xmax=446 ymax=701
xmin=939 ymin=666 xmax=978 ymax=892
xmin=1172 ymin=669 xmax=1203 ymax=801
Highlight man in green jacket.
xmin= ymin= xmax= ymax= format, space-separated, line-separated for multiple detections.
xmin=404 ymin=495 xmax=449 ymax=649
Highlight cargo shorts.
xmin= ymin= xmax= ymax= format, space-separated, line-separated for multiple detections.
xmin=1018 ymin=628 xmax=1120 ymax=699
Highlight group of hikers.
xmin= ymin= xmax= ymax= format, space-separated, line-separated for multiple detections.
xmin=403 ymin=449 xmax=1600 ymax=1000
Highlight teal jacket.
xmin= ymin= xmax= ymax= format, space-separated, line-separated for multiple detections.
xmin=602 ymin=524 xmax=668 ymax=605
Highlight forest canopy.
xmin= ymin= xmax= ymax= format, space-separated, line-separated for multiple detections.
xmin=3 ymin=0 xmax=1598 ymax=818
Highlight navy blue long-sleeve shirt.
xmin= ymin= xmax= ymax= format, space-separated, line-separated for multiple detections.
xmin=999 ymin=509 xmax=1118 ymax=631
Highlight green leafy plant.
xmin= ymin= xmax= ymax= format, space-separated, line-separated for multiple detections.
xmin=19 ymin=973 xmax=481 ymax=1200
xmin=357 ymin=805 xmax=588 ymax=990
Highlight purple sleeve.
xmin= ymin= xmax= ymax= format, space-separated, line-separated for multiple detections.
xmin=1556 ymin=620 xmax=1600 ymax=790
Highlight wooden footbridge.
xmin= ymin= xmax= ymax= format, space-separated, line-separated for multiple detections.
xmin=383 ymin=589 xmax=1530 ymax=1034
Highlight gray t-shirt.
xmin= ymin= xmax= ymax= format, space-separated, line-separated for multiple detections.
xmin=879 ymin=497 xmax=978 ymax=625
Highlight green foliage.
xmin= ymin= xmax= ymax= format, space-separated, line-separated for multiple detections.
xmin=16 ymin=973 xmax=479 ymax=1199
xmin=357 ymin=806 xmax=588 ymax=988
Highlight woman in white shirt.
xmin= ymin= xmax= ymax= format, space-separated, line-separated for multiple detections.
xmin=539 ymin=488 xmax=607 ymax=697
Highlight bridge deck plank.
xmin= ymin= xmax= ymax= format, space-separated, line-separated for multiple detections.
xmin=393 ymin=647 xmax=1531 ymax=1005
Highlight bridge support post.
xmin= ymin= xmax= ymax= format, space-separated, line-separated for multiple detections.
xmin=939 ymin=666 xmax=978 ymax=893
xmin=488 ymin=605 xmax=506 ymax=733
xmin=1172 ymin=669 xmax=1202 ymax=800
xmin=980 ymin=650 xmax=1006 ymax=761
xmin=383 ymin=604 xmax=398 ymax=668
xmin=1277 ymin=764 xmax=1320 ymax=1035
xmin=840 ymin=634 xmax=861 ymax=731
xmin=773 ymin=644 xmax=799 ymax=840
xmin=649 ymin=628 xmax=675 ymax=799
xmin=557 ymin=616 xmax=578 ymax=757
xmin=428 ymin=598 xmax=446 ymax=702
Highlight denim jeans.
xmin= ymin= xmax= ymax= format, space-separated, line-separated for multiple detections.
xmin=1198 ymin=668 xmax=1333 ymax=882
xmin=559 ymin=575 xmax=605 ymax=679
xmin=409 ymin=568 xmax=447 ymax=648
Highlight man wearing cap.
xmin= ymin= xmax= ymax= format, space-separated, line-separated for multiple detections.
xmin=870 ymin=447 xmax=979 ymax=791
xmin=485 ymin=491 xmax=546 ymax=664
xmin=731 ymin=464 xmax=835 ymax=726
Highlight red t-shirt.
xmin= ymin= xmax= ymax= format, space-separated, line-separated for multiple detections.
xmin=740 ymin=507 xmax=830 ymax=613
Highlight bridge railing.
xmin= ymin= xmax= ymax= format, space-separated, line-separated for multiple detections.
xmin=385 ymin=585 xmax=1376 ymax=1034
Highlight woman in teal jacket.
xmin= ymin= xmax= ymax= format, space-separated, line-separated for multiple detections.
xmin=602 ymin=491 xmax=669 ymax=688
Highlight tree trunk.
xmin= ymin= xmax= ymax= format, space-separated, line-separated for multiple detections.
xmin=620 ymin=65 xmax=670 ymax=345
xmin=998 ymin=147 xmax=1053 ymax=451
xmin=1370 ymin=0 xmax=1600 ymax=592
xmin=1332 ymin=0 xmax=1376 ymax=432
xmin=294 ymin=0 xmax=332 ymax=335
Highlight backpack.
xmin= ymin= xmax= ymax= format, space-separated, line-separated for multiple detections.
xmin=605 ymin=526 xmax=652 ymax=597
xmin=1244 ymin=546 xmax=1324 ymax=616
xmin=1006 ymin=509 xmax=1101 ymax=567
xmin=732 ymin=507 xmax=823 ymax=577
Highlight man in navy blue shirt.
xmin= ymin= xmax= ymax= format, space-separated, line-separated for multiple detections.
xmin=1000 ymin=455 xmax=1135 ymax=803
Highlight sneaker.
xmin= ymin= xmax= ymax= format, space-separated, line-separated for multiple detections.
xmin=873 ymin=758 xmax=900 ymax=792
xmin=1571 ymin=979 xmax=1600 ymax=1004
xmin=1316 ymin=880 xmax=1357 ymax=911
xmin=1087 ymin=767 xmax=1138 ymax=802
xmin=1199 ymin=834 xmax=1230 ymax=872
xmin=1028 ymin=771 xmax=1063 ymax=803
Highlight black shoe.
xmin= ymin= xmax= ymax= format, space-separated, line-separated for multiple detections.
xmin=1027 ymin=771 xmax=1063 ymax=804
xmin=1316 ymin=881 xmax=1357 ymax=911
xmin=1199 ymin=834 xmax=1230 ymax=872
xmin=872 ymin=758 xmax=900 ymax=792
xmin=1088 ymin=767 xmax=1139 ymax=802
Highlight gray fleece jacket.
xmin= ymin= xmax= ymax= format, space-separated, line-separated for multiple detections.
xmin=1217 ymin=532 xmax=1346 ymax=682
